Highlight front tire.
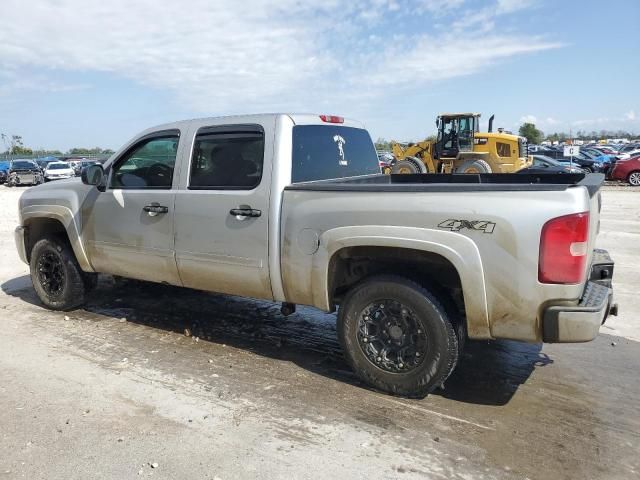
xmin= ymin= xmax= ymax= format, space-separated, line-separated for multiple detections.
xmin=30 ymin=237 xmax=88 ymax=310
xmin=628 ymin=171 xmax=640 ymax=186
xmin=338 ymin=275 xmax=459 ymax=398
xmin=391 ymin=157 xmax=427 ymax=174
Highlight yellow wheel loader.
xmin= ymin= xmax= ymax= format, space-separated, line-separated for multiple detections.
xmin=390 ymin=113 xmax=531 ymax=174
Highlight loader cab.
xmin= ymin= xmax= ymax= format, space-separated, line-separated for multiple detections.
xmin=435 ymin=113 xmax=480 ymax=159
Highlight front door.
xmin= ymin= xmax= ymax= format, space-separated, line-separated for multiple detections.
xmin=82 ymin=132 xmax=182 ymax=285
xmin=173 ymin=124 xmax=272 ymax=300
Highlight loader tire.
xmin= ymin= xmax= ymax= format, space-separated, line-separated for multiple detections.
xmin=456 ymin=159 xmax=492 ymax=174
xmin=391 ymin=157 xmax=427 ymax=174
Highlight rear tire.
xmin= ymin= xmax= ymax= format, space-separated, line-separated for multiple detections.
xmin=456 ymin=159 xmax=492 ymax=174
xmin=338 ymin=275 xmax=459 ymax=398
xmin=30 ymin=237 xmax=88 ymax=310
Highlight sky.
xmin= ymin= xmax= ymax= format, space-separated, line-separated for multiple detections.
xmin=0 ymin=0 xmax=638 ymax=151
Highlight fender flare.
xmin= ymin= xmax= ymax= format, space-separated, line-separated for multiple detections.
xmin=311 ymin=225 xmax=491 ymax=339
xmin=21 ymin=205 xmax=94 ymax=272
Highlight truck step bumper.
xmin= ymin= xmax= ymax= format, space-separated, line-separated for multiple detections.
xmin=543 ymin=281 xmax=616 ymax=343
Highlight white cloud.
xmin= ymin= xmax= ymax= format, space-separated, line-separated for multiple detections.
xmin=625 ymin=110 xmax=636 ymax=121
xmin=0 ymin=0 xmax=560 ymax=114
xmin=497 ymin=0 xmax=536 ymax=14
xmin=545 ymin=117 xmax=559 ymax=125
xmin=520 ymin=114 xmax=537 ymax=123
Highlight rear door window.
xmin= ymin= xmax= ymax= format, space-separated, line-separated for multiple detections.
xmin=291 ymin=126 xmax=379 ymax=183
xmin=189 ymin=128 xmax=264 ymax=190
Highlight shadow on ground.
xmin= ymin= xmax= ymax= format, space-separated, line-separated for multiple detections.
xmin=2 ymin=274 xmax=553 ymax=405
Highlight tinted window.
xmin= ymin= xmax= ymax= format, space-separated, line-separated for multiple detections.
xmin=111 ymin=135 xmax=179 ymax=189
xmin=189 ymin=131 xmax=264 ymax=189
xmin=48 ymin=163 xmax=70 ymax=170
xmin=292 ymin=126 xmax=378 ymax=182
xmin=496 ymin=142 xmax=511 ymax=157
xmin=11 ymin=161 xmax=36 ymax=169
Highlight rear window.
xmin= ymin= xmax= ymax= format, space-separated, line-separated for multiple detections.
xmin=11 ymin=161 xmax=35 ymax=169
xmin=291 ymin=126 xmax=379 ymax=183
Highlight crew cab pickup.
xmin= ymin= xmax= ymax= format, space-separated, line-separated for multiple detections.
xmin=14 ymin=114 xmax=616 ymax=397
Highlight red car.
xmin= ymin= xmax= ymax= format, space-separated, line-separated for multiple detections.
xmin=609 ymin=155 xmax=640 ymax=186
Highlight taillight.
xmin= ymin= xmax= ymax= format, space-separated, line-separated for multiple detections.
xmin=319 ymin=115 xmax=344 ymax=124
xmin=539 ymin=212 xmax=589 ymax=284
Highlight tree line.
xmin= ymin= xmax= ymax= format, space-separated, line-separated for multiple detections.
xmin=1 ymin=133 xmax=114 ymax=156
xmin=518 ymin=124 xmax=639 ymax=145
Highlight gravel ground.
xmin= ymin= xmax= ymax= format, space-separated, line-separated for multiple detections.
xmin=0 ymin=183 xmax=638 ymax=480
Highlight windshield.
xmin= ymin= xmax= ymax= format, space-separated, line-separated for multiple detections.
xmin=291 ymin=126 xmax=379 ymax=183
xmin=48 ymin=163 xmax=70 ymax=170
xmin=534 ymin=155 xmax=560 ymax=166
xmin=11 ymin=161 xmax=36 ymax=169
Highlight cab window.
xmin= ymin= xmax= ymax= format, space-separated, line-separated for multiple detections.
xmin=110 ymin=134 xmax=179 ymax=189
xmin=189 ymin=130 xmax=264 ymax=190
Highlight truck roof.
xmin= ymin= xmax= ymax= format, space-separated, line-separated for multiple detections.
xmin=142 ymin=113 xmax=366 ymax=136
xmin=438 ymin=113 xmax=481 ymax=118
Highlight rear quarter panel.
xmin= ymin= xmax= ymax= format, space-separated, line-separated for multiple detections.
xmin=281 ymin=185 xmax=595 ymax=342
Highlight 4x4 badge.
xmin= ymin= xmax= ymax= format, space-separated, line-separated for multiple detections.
xmin=438 ymin=219 xmax=496 ymax=234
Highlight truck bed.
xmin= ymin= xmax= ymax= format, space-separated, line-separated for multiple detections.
xmin=286 ymin=173 xmax=604 ymax=197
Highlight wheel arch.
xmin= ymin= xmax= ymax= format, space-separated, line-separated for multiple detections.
xmin=22 ymin=208 xmax=94 ymax=272
xmin=311 ymin=226 xmax=491 ymax=339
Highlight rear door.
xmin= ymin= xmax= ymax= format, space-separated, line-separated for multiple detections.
xmin=173 ymin=123 xmax=273 ymax=300
xmin=83 ymin=131 xmax=182 ymax=285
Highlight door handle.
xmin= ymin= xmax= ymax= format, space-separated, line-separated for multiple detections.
xmin=143 ymin=203 xmax=169 ymax=217
xmin=229 ymin=207 xmax=261 ymax=218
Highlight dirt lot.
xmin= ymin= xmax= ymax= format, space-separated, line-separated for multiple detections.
xmin=0 ymin=185 xmax=638 ymax=480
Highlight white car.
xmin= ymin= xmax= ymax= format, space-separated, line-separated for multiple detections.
xmin=617 ymin=149 xmax=640 ymax=160
xmin=44 ymin=162 xmax=75 ymax=182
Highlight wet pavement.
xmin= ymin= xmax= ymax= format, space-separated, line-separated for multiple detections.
xmin=1 ymin=274 xmax=639 ymax=479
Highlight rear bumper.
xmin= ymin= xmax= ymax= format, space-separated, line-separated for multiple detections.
xmin=543 ymin=249 xmax=617 ymax=343
xmin=14 ymin=226 xmax=28 ymax=264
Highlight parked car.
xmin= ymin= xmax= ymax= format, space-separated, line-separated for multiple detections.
xmin=43 ymin=161 xmax=75 ymax=182
xmin=6 ymin=160 xmax=43 ymax=186
xmin=79 ymin=159 xmax=100 ymax=174
xmin=35 ymin=156 xmax=60 ymax=172
xmin=562 ymin=153 xmax=609 ymax=173
xmin=592 ymin=146 xmax=618 ymax=155
xmin=521 ymin=155 xmax=584 ymax=174
xmin=14 ymin=113 xmax=616 ymax=398
xmin=609 ymin=155 xmax=640 ymax=186
xmin=377 ymin=152 xmax=395 ymax=174
xmin=534 ymin=148 xmax=565 ymax=160
xmin=616 ymin=148 xmax=640 ymax=160
xmin=617 ymin=144 xmax=640 ymax=155
xmin=0 ymin=161 xmax=10 ymax=184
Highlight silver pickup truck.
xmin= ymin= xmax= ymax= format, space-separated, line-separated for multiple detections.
xmin=14 ymin=114 xmax=616 ymax=397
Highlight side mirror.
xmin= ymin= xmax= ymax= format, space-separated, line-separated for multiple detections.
xmin=81 ymin=164 xmax=105 ymax=188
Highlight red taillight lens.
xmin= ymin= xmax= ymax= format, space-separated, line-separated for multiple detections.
xmin=319 ymin=115 xmax=344 ymax=124
xmin=539 ymin=212 xmax=589 ymax=284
